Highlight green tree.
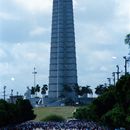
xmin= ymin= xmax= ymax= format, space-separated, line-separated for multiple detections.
xmin=93 ymin=88 xmax=116 ymax=119
xmin=16 ymin=99 xmax=36 ymax=122
xmin=0 ymin=109 xmax=8 ymax=127
xmin=63 ymin=84 xmax=78 ymax=105
xmin=63 ymin=84 xmax=73 ymax=92
xmin=62 ymin=84 xmax=73 ymax=98
xmin=73 ymin=74 xmax=130 ymax=129
xmin=35 ymin=84 xmax=40 ymax=96
xmin=125 ymin=33 xmax=130 ymax=47
xmin=73 ymin=104 xmax=98 ymax=121
xmin=8 ymin=103 xmax=18 ymax=124
xmin=95 ymin=84 xmax=108 ymax=96
xmin=0 ymin=99 xmax=36 ymax=127
xmin=82 ymin=85 xmax=93 ymax=97
xmin=74 ymin=85 xmax=93 ymax=97
xmin=41 ymin=84 xmax=48 ymax=104
xmin=126 ymin=115 xmax=130 ymax=129
xmin=102 ymin=105 xmax=125 ymax=128
xmin=0 ymin=100 xmax=9 ymax=126
xmin=31 ymin=86 xmax=35 ymax=95
xmin=73 ymin=85 xmax=82 ymax=96
xmin=115 ymin=74 xmax=130 ymax=110
xmin=41 ymin=84 xmax=48 ymax=95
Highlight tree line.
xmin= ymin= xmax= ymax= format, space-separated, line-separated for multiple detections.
xmin=30 ymin=84 xmax=48 ymax=97
xmin=0 ymin=99 xmax=36 ymax=127
xmin=73 ymin=73 xmax=130 ymax=129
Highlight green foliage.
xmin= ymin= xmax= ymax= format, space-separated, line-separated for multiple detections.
xmin=62 ymin=84 xmax=93 ymax=105
xmin=62 ymin=84 xmax=77 ymax=104
xmin=35 ymin=84 xmax=40 ymax=93
xmin=115 ymin=74 xmax=130 ymax=109
xmin=73 ymin=74 xmax=130 ymax=129
xmin=102 ymin=105 xmax=125 ymax=128
xmin=81 ymin=86 xmax=93 ymax=97
xmin=31 ymin=87 xmax=35 ymax=95
xmin=41 ymin=84 xmax=48 ymax=95
xmin=41 ymin=115 xmax=65 ymax=122
xmin=73 ymin=105 xmax=97 ymax=121
xmin=74 ymin=85 xmax=93 ymax=97
xmin=125 ymin=34 xmax=130 ymax=46
xmin=0 ymin=99 xmax=9 ymax=110
xmin=31 ymin=84 xmax=48 ymax=97
xmin=34 ymin=106 xmax=77 ymax=121
xmin=16 ymin=99 xmax=36 ymax=122
xmin=126 ymin=116 xmax=130 ymax=122
xmin=125 ymin=115 xmax=130 ymax=129
xmin=0 ymin=109 xmax=8 ymax=127
xmin=0 ymin=99 xmax=36 ymax=127
xmin=93 ymin=88 xmax=116 ymax=118
xmin=95 ymin=84 xmax=108 ymax=96
xmin=63 ymin=84 xmax=73 ymax=93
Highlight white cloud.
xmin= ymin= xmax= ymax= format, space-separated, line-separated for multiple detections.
xmin=73 ymin=0 xmax=78 ymax=8
xmin=0 ymin=12 xmax=18 ymax=20
xmin=113 ymin=0 xmax=130 ymax=32
xmin=83 ymin=50 xmax=115 ymax=70
xmin=0 ymin=48 xmax=7 ymax=58
xmin=100 ymin=66 xmax=108 ymax=72
xmin=86 ymin=25 xmax=112 ymax=45
xmin=0 ymin=42 xmax=50 ymax=97
xmin=30 ymin=26 xmax=48 ymax=36
xmin=112 ymin=56 xmax=117 ymax=59
xmin=0 ymin=62 xmax=10 ymax=75
xmin=91 ymin=51 xmax=113 ymax=61
xmin=11 ymin=43 xmax=49 ymax=63
xmin=13 ymin=0 xmax=52 ymax=14
xmin=0 ymin=0 xmax=130 ymax=96
xmin=116 ymin=0 xmax=130 ymax=19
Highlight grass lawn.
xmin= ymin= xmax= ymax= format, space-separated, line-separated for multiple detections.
xmin=34 ymin=106 xmax=78 ymax=121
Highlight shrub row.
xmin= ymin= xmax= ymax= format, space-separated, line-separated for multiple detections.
xmin=0 ymin=99 xmax=36 ymax=127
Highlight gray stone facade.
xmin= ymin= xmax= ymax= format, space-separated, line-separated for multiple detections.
xmin=49 ymin=0 xmax=77 ymax=98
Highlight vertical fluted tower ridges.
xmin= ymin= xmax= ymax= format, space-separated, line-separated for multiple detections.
xmin=49 ymin=0 xmax=77 ymax=98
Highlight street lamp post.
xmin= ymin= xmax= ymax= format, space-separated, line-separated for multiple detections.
xmin=123 ymin=56 xmax=129 ymax=75
xmin=107 ymin=78 xmax=111 ymax=86
xmin=11 ymin=89 xmax=13 ymax=96
xmin=116 ymin=65 xmax=120 ymax=81
xmin=3 ymin=86 xmax=6 ymax=100
xmin=32 ymin=67 xmax=37 ymax=88
xmin=112 ymin=72 xmax=116 ymax=86
xmin=11 ymin=89 xmax=13 ymax=103
xmin=16 ymin=92 xmax=19 ymax=99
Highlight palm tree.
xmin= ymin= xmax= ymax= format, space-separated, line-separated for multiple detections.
xmin=63 ymin=84 xmax=72 ymax=92
xmin=125 ymin=34 xmax=130 ymax=47
xmin=31 ymin=87 xmax=35 ymax=97
xmin=61 ymin=84 xmax=73 ymax=99
xmin=95 ymin=84 xmax=108 ymax=96
xmin=35 ymin=84 xmax=40 ymax=96
xmin=82 ymin=85 xmax=93 ymax=97
xmin=74 ymin=85 xmax=93 ymax=97
xmin=41 ymin=84 xmax=48 ymax=104
xmin=73 ymin=84 xmax=81 ymax=96
xmin=41 ymin=84 xmax=48 ymax=95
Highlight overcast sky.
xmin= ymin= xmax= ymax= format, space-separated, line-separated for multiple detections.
xmin=0 ymin=0 xmax=130 ymax=97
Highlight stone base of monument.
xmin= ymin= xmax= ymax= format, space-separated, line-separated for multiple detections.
xmin=29 ymin=95 xmax=95 ymax=107
xmin=43 ymin=97 xmax=65 ymax=107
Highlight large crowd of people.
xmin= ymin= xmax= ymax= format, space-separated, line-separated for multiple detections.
xmin=13 ymin=120 xmax=107 ymax=130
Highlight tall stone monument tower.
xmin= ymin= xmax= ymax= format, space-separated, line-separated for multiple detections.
xmin=49 ymin=0 xmax=77 ymax=98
